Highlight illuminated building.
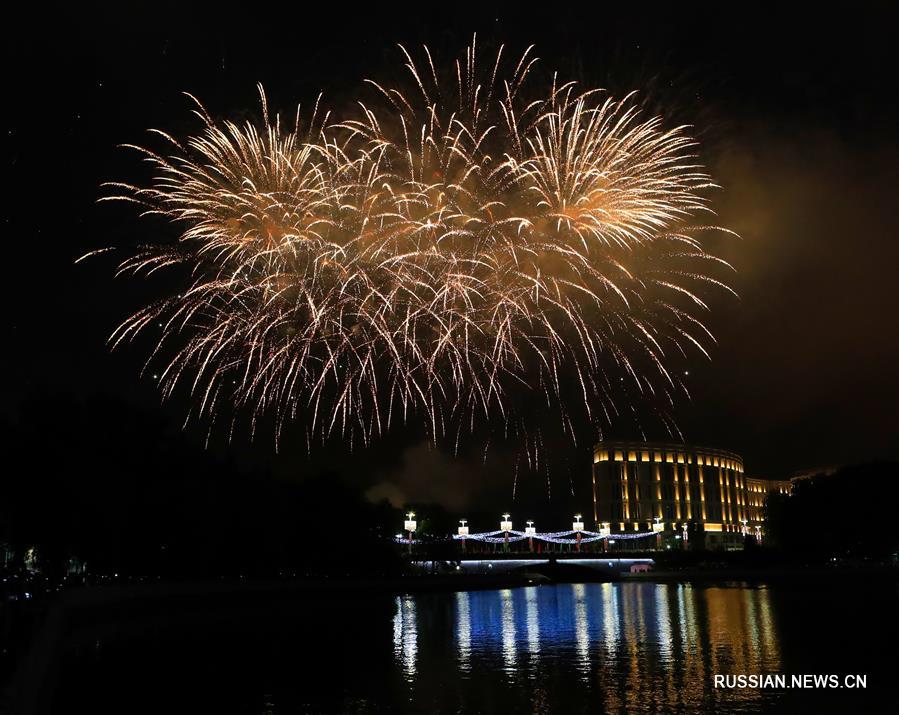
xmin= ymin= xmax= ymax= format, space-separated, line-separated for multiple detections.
xmin=591 ymin=441 xmax=790 ymax=547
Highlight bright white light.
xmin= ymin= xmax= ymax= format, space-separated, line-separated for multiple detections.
xmin=404 ymin=511 xmax=417 ymax=532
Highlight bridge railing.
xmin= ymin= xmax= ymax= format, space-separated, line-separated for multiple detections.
xmin=394 ymin=530 xmax=660 ymax=546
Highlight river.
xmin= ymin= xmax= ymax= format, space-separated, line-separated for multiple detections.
xmin=31 ymin=579 xmax=899 ymax=713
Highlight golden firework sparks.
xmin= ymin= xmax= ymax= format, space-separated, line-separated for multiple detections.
xmin=95 ymin=40 xmax=736 ymax=451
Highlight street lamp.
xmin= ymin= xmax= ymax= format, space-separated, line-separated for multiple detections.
xmin=741 ymin=518 xmax=748 ymax=537
xmin=573 ymin=514 xmax=584 ymax=551
xmin=653 ymin=516 xmax=664 ymax=550
xmin=458 ymin=519 xmax=469 ymax=553
xmin=525 ymin=519 xmax=536 ymax=551
xmin=404 ymin=511 xmax=417 ymax=553
xmin=599 ymin=522 xmax=611 ymax=552
xmin=500 ymin=513 xmax=512 ymax=552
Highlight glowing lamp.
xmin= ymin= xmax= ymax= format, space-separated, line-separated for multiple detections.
xmin=573 ymin=514 xmax=584 ymax=531
xmin=404 ymin=511 xmax=417 ymax=532
xmin=457 ymin=519 xmax=469 ymax=537
xmin=525 ymin=519 xmax=536 ymax=536
xmin=500 ymin=513 xmax=513 ymax=531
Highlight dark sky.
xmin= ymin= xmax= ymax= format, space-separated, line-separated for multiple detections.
xmin=4 ymin=3 xmax=897 ymax=516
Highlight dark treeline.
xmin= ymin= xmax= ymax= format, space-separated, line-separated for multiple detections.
xmin=3 ymin=394 xmax=896 ymax=581
xmin=765 ymin=462 xmax=899 ymax=560
xmin=0 ymin=394 xmax=404 ymax=581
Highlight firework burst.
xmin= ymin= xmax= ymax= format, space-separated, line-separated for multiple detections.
xmin=95 ymin=40 xmax=736 ymax=454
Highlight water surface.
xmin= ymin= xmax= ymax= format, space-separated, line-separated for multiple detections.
xmin=48 ymin=580 xmax=898 ymax=714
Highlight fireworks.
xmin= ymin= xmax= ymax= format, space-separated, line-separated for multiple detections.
xmin=95 ymin=40 xmax=735 ymax=452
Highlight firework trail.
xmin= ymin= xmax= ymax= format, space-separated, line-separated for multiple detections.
xmin=95 ymin=39 xmax=736 ymax=452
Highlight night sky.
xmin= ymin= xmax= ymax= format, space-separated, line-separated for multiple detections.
xmin=4 ymin=3 xmax=897 ymax=515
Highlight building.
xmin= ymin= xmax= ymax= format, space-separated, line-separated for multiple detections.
xmin=591 ymin=441 xmax=790 ymax=547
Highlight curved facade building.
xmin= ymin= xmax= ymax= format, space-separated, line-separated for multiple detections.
xmin=592 ymin=441 xmax=789 ymax=542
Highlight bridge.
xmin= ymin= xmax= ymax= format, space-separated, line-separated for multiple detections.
xmin=395 ymin=512 xmax=732 ymax=555
xmin=409 ymin=557 xmax=656 ymax=577
xmin=396 ymin=517 xmax=674 ymax=554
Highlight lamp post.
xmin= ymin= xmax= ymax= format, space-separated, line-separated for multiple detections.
xmin=458 ymin=519 xmax=469 ymax=552
xmin=682 ymin=521 xmax=689 ymax=545
xmin=404 ymin=511 xmax=417 ymax=554
xmin=741 ymin=518 xmax=748 ymax=538
xmin=500 ymin=513 xmax=512 ymax=553
xmin=525 ymin=520 xmax=536 ymax=552
xmin=755 ymin=524 xmax=763 ymax=544
xmin=599 ymin=522 xmax=611 ymax=552
xmin=653 ymin=516 xmax=664 ymax=550
xmin=573 ymin=514 xmax=584 ymax=552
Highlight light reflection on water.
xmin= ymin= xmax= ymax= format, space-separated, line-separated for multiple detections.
xmin=43 ymin=578 xmax=895 ymax=714
xmin=393 ymin=583 xmax=784 ymax=713
xmin=500 ymin=589 xmax=517 ymax=674
xmin=393 ymin=594 xmax=418 ymax=681
xmin=525 ymin=585 xmax=539 ymax=658
xmin=456 ymin=590 xmax=471 ymax=673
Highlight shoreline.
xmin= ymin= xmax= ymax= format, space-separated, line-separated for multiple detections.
xmin=6 ymin=561 xmax=898 ymax=603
